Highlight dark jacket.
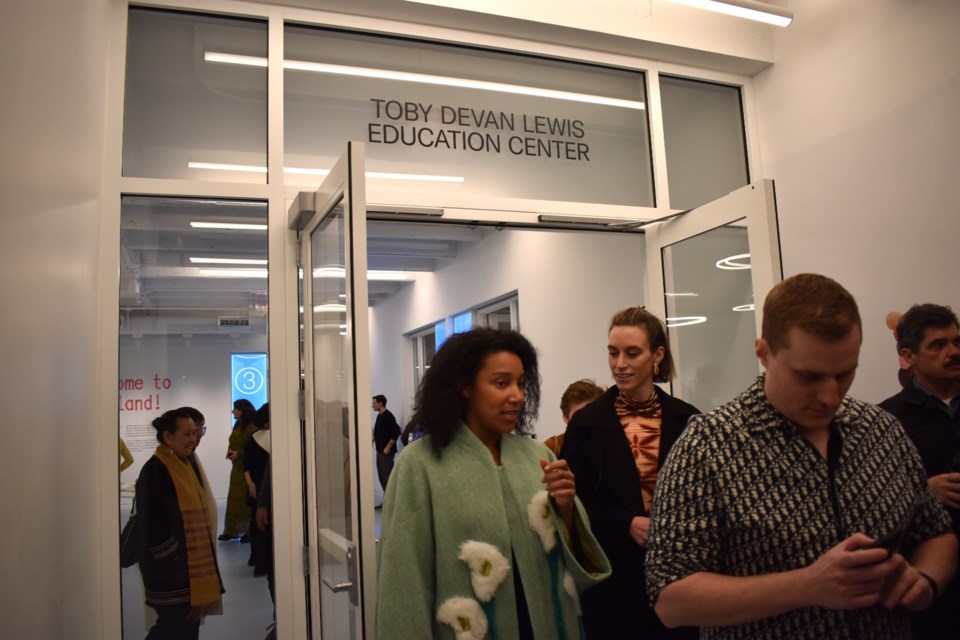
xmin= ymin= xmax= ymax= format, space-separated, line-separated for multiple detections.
xmin=879 ymin=385 xmax=960 ymax=537
xmin=560 ymin=385 xmax=699 ymax=639
xmin=374 ymin=409 xmax=401 ymax=458
xmin=135 ymin=455 xmax=195 ymax=606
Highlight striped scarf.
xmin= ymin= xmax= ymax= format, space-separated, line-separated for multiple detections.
xmin=154 ymin=446 xmax=223 ymax=614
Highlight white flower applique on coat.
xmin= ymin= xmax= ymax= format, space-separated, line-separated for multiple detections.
xmin=527 ymin=489 xmax=558 ymax=552
xmin=437 ymin=596 xmax=488 ymax=640
xmin=458 ymin=541 xmax=511 ymax=602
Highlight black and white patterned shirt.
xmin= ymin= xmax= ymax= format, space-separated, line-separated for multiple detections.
xmin=646 ymin=377 xmax=952 ymax=640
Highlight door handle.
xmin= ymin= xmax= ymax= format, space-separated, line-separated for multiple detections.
xmin=322 ymin=576 xmax=353 ymax=593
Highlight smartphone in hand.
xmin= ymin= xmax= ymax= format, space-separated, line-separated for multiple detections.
xmin=861 ymin=498 xmax=918 ymax=553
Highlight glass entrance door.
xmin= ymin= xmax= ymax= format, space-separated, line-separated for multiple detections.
xmin=290 ymin=142 xmax=376 ymax=639
xmin=644 ymin=180 xmax=782 ymax=411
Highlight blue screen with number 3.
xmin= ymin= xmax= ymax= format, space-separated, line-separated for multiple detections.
xmin=232 ymin=353 xmax=268 ymax=411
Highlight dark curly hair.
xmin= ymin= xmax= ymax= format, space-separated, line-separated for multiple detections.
xmin=413 ymin=327 xmax=541 ymax=454
xmin=896 ymin=303 xmax=959 ymax=353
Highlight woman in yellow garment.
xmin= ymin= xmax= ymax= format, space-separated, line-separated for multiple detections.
xmin=220 ymin=399 xmax=256 ymax=541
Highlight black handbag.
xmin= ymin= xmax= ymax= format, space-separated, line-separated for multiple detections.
xmin=119 ymin=499 xmax=138 ymax=568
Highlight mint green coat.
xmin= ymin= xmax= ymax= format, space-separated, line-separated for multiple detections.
xmin=376 ymin=424 xmax=611 ymax=640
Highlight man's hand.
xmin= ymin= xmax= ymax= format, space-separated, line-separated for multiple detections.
xmin=256 ymin=506 xmax=269 ymax=532
xmin=383 ymin=438 xmax=396 ymax=455
xmin=879 ymin=556 xmax=937 ymax=611
xmin=630 ymin=516 xmax=650 ymax=548
xmin=801 ymin=534 xmax=902 ymax=610
xmin=928 ymin=472 xmax=960 ymax=509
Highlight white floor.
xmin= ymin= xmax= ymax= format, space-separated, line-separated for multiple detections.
xmin=121 ymin=498 xmax=275 ymax=640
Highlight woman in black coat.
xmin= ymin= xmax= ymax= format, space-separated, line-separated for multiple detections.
xmin=560 ymin=306 xmax=699 ymax=640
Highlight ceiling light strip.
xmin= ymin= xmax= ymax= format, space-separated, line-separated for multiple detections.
xmin=187 ymin=161 xmax=462 ymax=183
xmin=190 ymin=257 xmax=268 ymax=265
xmin=666 ymin=0 xmax=793 ymax=27
xmin=204 ymin=52 xmax=645 ymax=110
xmin=190 ymin=221 xmax=267 ymax=230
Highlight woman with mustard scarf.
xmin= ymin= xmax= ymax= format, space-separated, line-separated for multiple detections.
xmin=136 ymin=408 xmax=223 ymax=639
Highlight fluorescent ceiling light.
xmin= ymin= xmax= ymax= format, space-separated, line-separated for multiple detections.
xmin=716 ymin=253 xmax=751 ymax=270
xmin=732 ymin=304 xmax=755 ymax=312
xmin=190 ymin=257 xmax=267 ymax=265
xmin=191 ymin=221 xmax=267 ymax=231
xmin=666 ymin=316 xmax=708 ymax=327
xmin=314 ymin=303 xmax=347 ymax=313
xmin=188 ymin=161 xmax=463 ymax=183
xmin=205 ymin=52 xmax=645 ymax=110
xmin=198 ymin=268 xmax=268 ymax=278
xmin=666 ymin=0 xmax=793 ymax=27
xmin=314 ymin=266 xmax=415 ymax=282
xmin=664 ymin=292 xmax=699 ymax=297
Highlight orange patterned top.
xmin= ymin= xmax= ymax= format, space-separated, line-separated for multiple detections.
xmin=614 ymin=390 xmax=663 ymax=512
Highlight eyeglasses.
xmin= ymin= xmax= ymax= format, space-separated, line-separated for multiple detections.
xmin=198 ymin=425 xmax=207 ymax=437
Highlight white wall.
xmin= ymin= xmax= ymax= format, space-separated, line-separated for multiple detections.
xmin=369 ymin=227 xmax=646 ymax=441
xmin=753 ymin=0 xmax=960 ymax=403
xmin=119 ymin=333 xmax=268 ymax=498
xmin=0 ymin=1 xmax=112 ymax=638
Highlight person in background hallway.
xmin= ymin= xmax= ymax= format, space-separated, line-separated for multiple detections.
xmin=880 ymin=303 xmax=960 ymax=639
xmin=244 ymin=403 xmax=271 ymax=575
xmin=561 ymin=306 xmax=700 ymax=640
xmin=256 ymin=466 xmax=276 ymax=640
xmin=646 ymin=274 xmax=957 ymax=640
xmin=221 ymin=399 xmax=256 ymax=541
xmin=372 ymin=394 xmax=401 ymax=499
xmin=376 ymin=328 xmax=611 ymax=639
xmin=136 ymin=408 xmax=223 ymax=640
xmin=399 ymin=417 xmax=425 ymax=446
xmin=543 ymin=378 xmax=604 ymax=456
xmin=121 ymin=438 xmax=135 ymax=472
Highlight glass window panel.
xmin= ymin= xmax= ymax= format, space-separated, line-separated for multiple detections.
xmin=660 ymin=76 xmax=749 ymax=210
xmin=284 ymin=26 xmax=653 ymax=206
xmin=434 ymin=321 xmax=447 ymax=349
xmin=123 ymin=8 xmax=268 ymax=182
xmin=118 ymin=196 xmax=269 ymax=636
xmin=661 ymin=222 xmax=755 ymax=412
xmin=453 ymin=311 xmax=473 ymax=334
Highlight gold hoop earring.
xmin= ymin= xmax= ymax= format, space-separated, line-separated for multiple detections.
xmin=653 ymin=362 xmax=660 ymax=377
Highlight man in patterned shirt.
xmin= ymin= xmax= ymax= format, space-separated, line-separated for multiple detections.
xmin=645 ymin=273 xmax=956 ymax=640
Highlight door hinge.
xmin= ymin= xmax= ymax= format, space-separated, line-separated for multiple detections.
xmin=303 ymin=546 xmax=311 ymax=577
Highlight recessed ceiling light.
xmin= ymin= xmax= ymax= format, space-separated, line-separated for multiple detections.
xmin=716 ymin=254 xmax=751 ymax=270
xmin=666 ymin=316 xmax=708 ymax=327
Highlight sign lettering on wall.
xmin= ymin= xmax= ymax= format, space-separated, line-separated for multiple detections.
xmin=367 ymin=98 xmax=591 ymax=161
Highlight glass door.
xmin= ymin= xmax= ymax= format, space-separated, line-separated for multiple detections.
xmin=644 ymin=180 xmax=782 ymax=412
xmin=289 ymin=142 xmax=376 ymax=639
